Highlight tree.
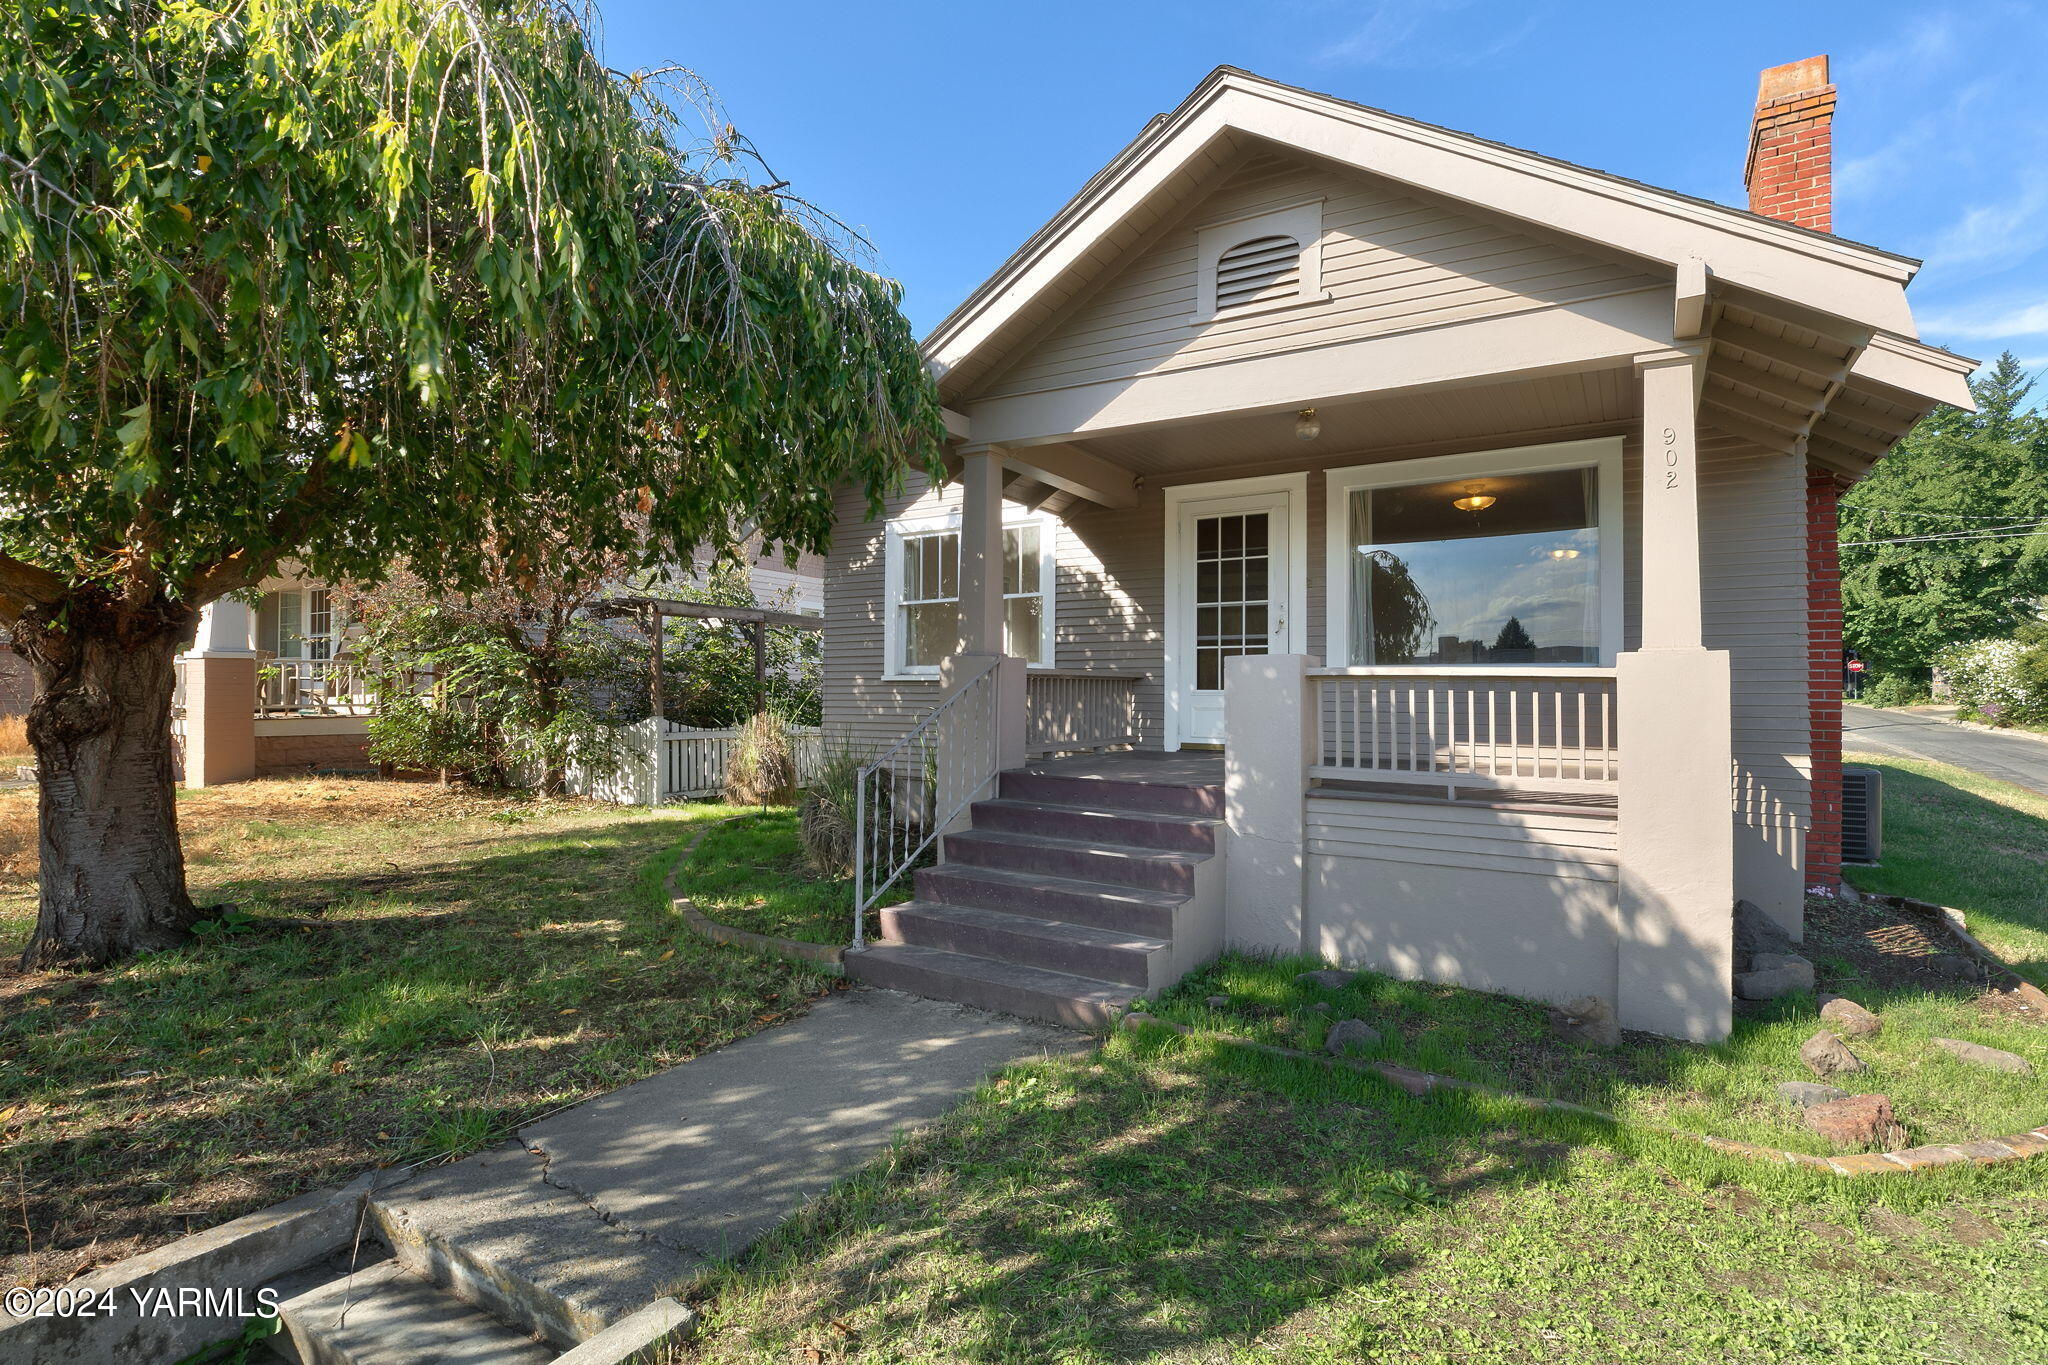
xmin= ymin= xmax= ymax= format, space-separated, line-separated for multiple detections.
xmin=653 ymin=563 xmax=820 ymax=728
xmin=341 ymin=530 xmax=643 ymax=794
xmin=1840 ymin=353 xmax=2048 ymax=680
xmin=1357 ymin=550 xmax=1434 ymax=663
xmin=1490 ymin=616 xmax=1536 ymax=655
xmin=0 ymin=1 xmax=942 ymax=966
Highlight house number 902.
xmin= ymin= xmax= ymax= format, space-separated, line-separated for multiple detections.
xmin=1661 ymin=425 xmax=1679 ymax=489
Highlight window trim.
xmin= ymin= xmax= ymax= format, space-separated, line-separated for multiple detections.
xmin=882 ymin=506 xmax=1059 ymax=681
xmin=1192 ymin=200 xmax=1329 ymax=323
xmin=1322 ymin=436 xmax=1625 ymax=670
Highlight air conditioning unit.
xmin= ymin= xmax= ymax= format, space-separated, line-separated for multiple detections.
xmin=1841 ymin=765 xmax=1882 ymax=865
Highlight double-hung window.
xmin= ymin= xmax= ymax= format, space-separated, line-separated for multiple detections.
xmin=886 ymin=511 xmax=1056 ymax=677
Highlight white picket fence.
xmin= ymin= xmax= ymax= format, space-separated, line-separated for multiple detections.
xmin=563 ymin=720 xmax=825 ymax=805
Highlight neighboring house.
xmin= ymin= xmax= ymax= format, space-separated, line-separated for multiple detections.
xmin=175 ymin=543 xmax=822 ymax=784
xmin=825 ymin=60 xmax=1975 ymax=1042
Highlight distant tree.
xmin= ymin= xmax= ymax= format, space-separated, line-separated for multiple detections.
xmin=0 ymin=1 xmax=942 ymax=966
xmin=1491 ymin=616 xmax=1536 ymax=654
xmin=1841 ymin=353 xmax=2048 ymax=681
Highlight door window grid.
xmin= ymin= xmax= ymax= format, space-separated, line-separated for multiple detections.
xmin=1193 ymin=512 xmax=1271 ymax=691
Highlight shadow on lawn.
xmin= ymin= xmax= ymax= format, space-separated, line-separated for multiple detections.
xmin=0 ymin=812 xmax=830 ymax=1289
xmin=1843 ymin=754 xmax=2048 ymax=985
xmin=696 ymin=1035 xmax=1566 ymax=1363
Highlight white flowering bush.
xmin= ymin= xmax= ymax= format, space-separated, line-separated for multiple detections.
xmin=1935 ymin=637 xmax=2048 ymax=726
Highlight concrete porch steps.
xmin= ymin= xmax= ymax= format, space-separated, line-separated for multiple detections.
xmin=269 ymin=1258 xmax=554 ymax=1365
xmin=848 ymin=942 xmax=1140 ymax=1031
xmin=848 ymin=759 xmax=1227 ymax=1029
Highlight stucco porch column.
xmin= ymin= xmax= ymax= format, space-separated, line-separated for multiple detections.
xmin=935 ymin=449 xmax=1025 ymax=834
xmin=1615 ymin=348 xmax=1734 ymax=1041
xmin=180 ymin=598 xmax=259 ymax=788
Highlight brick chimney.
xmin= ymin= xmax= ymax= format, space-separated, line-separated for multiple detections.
xmin=1744 ymin=55 xmax=1836 ymax=232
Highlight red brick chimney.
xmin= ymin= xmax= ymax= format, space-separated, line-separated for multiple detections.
xmin=1744 ymin=55 xmax=1836 ymax=231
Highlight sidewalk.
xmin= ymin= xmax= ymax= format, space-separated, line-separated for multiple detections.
xmin=273 ymin=988 xmax=1087 ymax=1360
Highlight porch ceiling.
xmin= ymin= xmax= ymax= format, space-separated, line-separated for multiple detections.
xmin=1062 ymin=365 xmax=1636 ymax=477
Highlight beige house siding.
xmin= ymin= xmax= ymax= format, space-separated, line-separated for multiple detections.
xmin=972 ymin=148 xmax=1663 ymax=404
xmin=825 ymin=422 xmax=1812 ymax=920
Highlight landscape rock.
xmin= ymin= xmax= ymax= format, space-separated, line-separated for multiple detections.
xmin=1776 ymin=1081 xmax=1850 ymax=1109
xmin=1547 ymin=995 xmax=1620 ymax=1049
xmin=1818 ymin=997 xmax=1883 ymax=1038
xmin=1310 ymin=1002 xmax=1333 ymax=1013
xmin=1734 ymin=899 xmax=1798 ymax=966
xmin=1295 ymin=969 xmax=1358 ymax=991
xmin=1802 ymin=1093 xmax=1909 ymax=1150
xmin=1204 ymin=995 xmax=1231 ymax=1009
xmin=1927 ymin=954 xmax=1982 ymax=983
xmin=1324 ymin=1019 xmax=1383 ymax=1055
xmin=1799 ymin=1030 xmax=1869 ymax=1078
xmin=1932 ymin=1038 xmax=2034 ymax=1075
xmin=1736 ymin=956 xmax=1815 ymax=1000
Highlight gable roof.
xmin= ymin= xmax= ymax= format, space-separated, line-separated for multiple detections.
xmin=928 ymin=67 xmax=1952 ymax=406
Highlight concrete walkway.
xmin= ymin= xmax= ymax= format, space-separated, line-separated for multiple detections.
xmin=519 ymin=988 xmax=1086 ymax=1260
xmin=1844 ymin=704 xmax=2048 ymax=798
xmin=274 ymin=989 xmax=1085 ymax=1359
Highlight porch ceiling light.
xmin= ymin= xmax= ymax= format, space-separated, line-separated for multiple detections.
xmin=1549 ymin=547 xmax=1581 ymax=560
xmin=1452 ymin=482 xmax=1495 ymax=513
xmin=1294 ymin=408 xmax=1321 ymax=441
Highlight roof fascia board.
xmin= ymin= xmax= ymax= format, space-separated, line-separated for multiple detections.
xmin=963 ymin=287 xmax=1669 ymax=447
xmin=1850 ymin=333 xmax=1978 ymax=412
xmin=928 ymin=69 xmax=1924 ymax=384
xmin=1222 ymin=84 xmax=1916 ymax=332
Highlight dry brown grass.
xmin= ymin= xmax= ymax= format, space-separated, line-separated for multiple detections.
xmin=0 ymin=714 xmax=27 ymax=769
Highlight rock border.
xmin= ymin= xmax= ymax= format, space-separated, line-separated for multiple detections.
xmin=1119 ymin=1014 xmax=2048 ymax=1178
xmin=664 ymin=818 xmax=845 ymax=968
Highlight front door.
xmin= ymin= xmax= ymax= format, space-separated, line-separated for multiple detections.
xmin=1167 ymin=477 xmax=1303 ymax=748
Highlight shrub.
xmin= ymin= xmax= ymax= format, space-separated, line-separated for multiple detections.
xmin=1863 ymin=674 xmax=1930 ymax=709
xmin=724 ymin=711 xmax=798 ymax=806
xmin=1935 ymin=633 xmax=2048 ymax=727
xmin=798 ymin=743 xmax=872 ymax=877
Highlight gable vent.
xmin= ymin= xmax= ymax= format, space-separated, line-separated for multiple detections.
xmin=1214 ymin=234 xmax=1302 ymax=310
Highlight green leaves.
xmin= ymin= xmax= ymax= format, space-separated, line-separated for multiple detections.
xmin=0 ymin=0 xmax=943 ymax=616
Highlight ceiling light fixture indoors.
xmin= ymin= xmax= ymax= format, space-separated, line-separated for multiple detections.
xmin=1294 ymin=408 xmax=1321 ymax=441
xmin=1452 ymin=482 xmax=1495 ymax=512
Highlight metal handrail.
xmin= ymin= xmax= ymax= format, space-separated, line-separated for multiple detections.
xmin=852 ymin=656 xmax=1000 ymax=949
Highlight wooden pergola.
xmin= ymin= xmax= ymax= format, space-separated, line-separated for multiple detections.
xmin=593 ymin=594 xmax=823 ymax=725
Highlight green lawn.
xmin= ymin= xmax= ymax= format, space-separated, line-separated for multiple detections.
xmin=0 ymin=781 xmax=825 ymax=1291
xmin=673 ymin=754 xmax=2048 ymax=1363
xmin=1140 ymin=941 xmax=2044 ymax=1154
xmin=1842 ymin=750 xmax=2048 ymax=985
xmin=684 ymin=1028 xmax=2048 ymax=1364
xmin=670 ymin=808 xmax=909 ymax=946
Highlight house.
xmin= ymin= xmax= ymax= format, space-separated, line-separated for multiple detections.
xmin=172 ymin=544 xmax=825 ymax=786
xmin=824 ymin=59 xmax=1976 ymax=1041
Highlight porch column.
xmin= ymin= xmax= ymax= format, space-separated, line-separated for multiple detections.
xmin=937 ymin=448 xmax=1025 ymax=836
xmin=180 ymin=599 xmax=259 ymax=788
xmin=1223 ymin=654 xmax=1318 ymax=954
xmin=1615 ymin=348 xmax=1734 ymax=1042
xmin=957 ymin=447 xmax=1006 ymax=657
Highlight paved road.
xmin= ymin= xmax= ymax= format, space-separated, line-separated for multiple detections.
xmin=1843 ymin=704 xmax=2048 ymax=797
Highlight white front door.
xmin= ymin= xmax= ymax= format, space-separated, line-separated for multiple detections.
xmin=1166 ymin=475 xmax=1305 ymax=748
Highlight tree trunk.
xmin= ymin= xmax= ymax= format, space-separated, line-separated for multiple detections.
xmin=16 ymin=600 xmax=201 ymax=968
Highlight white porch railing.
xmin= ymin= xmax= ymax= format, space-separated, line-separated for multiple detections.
xmin=1310 ymin=666 xmax=1618 ymax=796
xmin=1025 ymin=670 xmax=1142 ymax=753
xmin=257 ymin=659 xmax=378 ymax=715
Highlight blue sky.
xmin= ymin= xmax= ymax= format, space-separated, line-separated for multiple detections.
xmin=595 ymin=0 xmax=2048 ymax=379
